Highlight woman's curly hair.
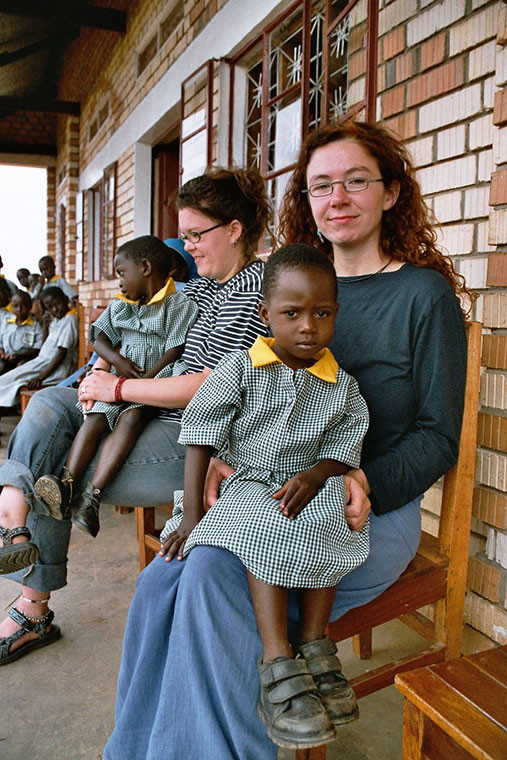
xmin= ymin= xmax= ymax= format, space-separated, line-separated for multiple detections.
xmin=177 ymin=166 xmax=272 ymax=264
xmin=277 ymin=120 xmax=475 ymax=311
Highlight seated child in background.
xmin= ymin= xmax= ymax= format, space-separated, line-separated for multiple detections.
xmin=16 ymin=268 xmax=31 ymax=291
xmin=0 ymin=278 xmax=13 ymax=324
xmin=0 ymin=255 xmax=18 ymax=296
xmin=159 ymin=244 xmax=370 ymax=751
xmin=27 ymin=273 xmax=42 ymax=298
xmin=33 ymin=235 xmax=198 ymax=541
xmin=39 ymin=255 xmax=78 ymax=302
xmin=0 ymin=286 xmax=77 ymax=412
xmin=0 ymin=291 xmax=43 ymax=374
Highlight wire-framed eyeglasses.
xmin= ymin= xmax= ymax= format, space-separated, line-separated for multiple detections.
xmin=303 ymin=177 xmax=384 ymax=198
xmin=180 ymin=222 xmax=225 ymax=244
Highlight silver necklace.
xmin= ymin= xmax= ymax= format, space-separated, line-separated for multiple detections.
xmin=338 ymin=257 xmax=394 ymax=282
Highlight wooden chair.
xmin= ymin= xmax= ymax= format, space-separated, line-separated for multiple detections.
xmin=135 ymin=503 xmax=173 ymax=569
xmin=294 ymin=320 xmax=482 ymax=760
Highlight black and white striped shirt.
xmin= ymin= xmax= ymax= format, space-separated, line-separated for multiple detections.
xmin=161 ymin=260 xmax=269 ymax=421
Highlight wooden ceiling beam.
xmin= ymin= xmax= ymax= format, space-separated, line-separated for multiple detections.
xmin=0 ymin=96 xmax=80 ymax=116
xmin=0 ymin=2 xmax=126 ymax=33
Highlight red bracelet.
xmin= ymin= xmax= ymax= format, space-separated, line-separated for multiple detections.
xmin=114 ymin=376 xmax=127 ymax=404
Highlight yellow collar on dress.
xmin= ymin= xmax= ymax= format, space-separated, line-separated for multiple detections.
xmin=6 ymin=315 xmax=35 ymax=326
xmin=3 ymin=301 xmax=12 ymax=312
xmin=113 ymin=277 xmax=176 ymax=305
xmin=66 ymin=307 xmax=76 ymax=316
xmin=248 ymin=336 xmax=338 ymax=383
xmin=49 ymin=274 xmax=58 ymax=282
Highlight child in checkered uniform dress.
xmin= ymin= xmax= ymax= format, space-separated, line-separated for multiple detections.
xmin=160 ymin=244 xmax=369 ymax=749
xmin=34 ymin=236 xmax=198 ymax=539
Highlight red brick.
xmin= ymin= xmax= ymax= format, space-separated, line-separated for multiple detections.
xmin=420 ymin=33 xmax=446 ymax=72
xmin=477 ymin=412 xmax=507 ymax=452
xmin=396 ymin=51 xmax=415 ymax=83
xmin=467 ymin=556 xmax=502 ymax=603
xmin=486 ymin=253 xmax=507 ymax=287
xmin=490 ymin=170 xmax=507 ymax=206
xmin=407 ymin=58 xmax=465 ymax=107
xmin=349 ymin=49 xmax=367 ymax=81
xmin=493 ymin=88 xmax=507 ymax=126
xmin=382 ymin=26 xmax=405 ymax=61
xmin=382 ymin=84 xmax=405 ymax=117
xmin=383 ymin=110 xmax=417 ymax=140
xmin=482 ymin=335 xmax=507 ymax=370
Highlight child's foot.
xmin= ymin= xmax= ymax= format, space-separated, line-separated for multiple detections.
xmin=295 ymin=636 xmax=359 ymax=725
xmin=0 ymin=525 xmax=39 ymax=574
xmin=72 ymin=482 xmax=102 ymax=537
xmin=34 ymin=474 xmax=73 ymax=520
xmin=257 ymin=656 xmax=336 ymax=749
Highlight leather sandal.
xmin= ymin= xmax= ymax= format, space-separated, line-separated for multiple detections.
xmin=34 ymin=474 xmax=73 ymax=520
xmin=0 ymin=526 xmax=39 ymax=574
xmin=257 ymin=656 xmax=336 ymax=748
xmin=0 ymin=607 xmax=60 ymax=665
xmin=295 ymin=636 xmax=359 ymax=725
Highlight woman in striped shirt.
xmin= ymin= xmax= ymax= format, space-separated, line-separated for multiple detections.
xmin=0 ymin=167 xmax=272 ymax=661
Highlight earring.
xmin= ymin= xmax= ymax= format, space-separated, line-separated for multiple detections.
xmin=317 ymin=229 xmax=325 ymax=243
xmin=232 ymin=240 xmax=238 ymax=247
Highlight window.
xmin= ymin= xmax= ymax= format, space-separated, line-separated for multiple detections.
xmin=137 ymin=0 xmax=185 ymax=77
xmin=180 ymin=60 xmax=219 ymax=185
xmin=230 ymin=0 xmax=378 ymax=236
xmin=86 ymin=163 xmax=117 ymax=281
xmin=88 ymin=97 xmax=110 ymax=144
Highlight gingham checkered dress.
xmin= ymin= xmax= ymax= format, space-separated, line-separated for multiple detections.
xmin=161 ymin=338 xmax=370 ymax=588
xmin=82 ymin=287 xmax=198 ymax=429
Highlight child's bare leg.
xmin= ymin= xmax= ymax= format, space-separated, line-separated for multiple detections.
xmin=299 ymin=586 xmax=337 ymax=642
xmin=296 ymin=585 xmax=358 ymax=726
xmin=247 ymin=570 xmax=292 ymax=661
xmin=0 ymin=485 xmax=29 ymax=532
xmin=247 ymin=571 xmax=335 ymax=747
xmin=65 ymin=413 xmax=110 ymax=481
xmin=88 ymin=407 xmax=156 ymax=490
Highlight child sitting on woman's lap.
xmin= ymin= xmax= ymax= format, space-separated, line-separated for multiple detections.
xmin=159 ymin=244 xmax=369 ymax=751
xmin=33 ymin=235 xmax=198 ymax=540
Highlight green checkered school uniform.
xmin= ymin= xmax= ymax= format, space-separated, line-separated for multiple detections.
xmin=83 ymin=279 xmax=198 ymax=429
xmin=161 ymin=336 xmax=370 ymax=588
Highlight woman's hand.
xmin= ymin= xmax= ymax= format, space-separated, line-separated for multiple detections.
xmin=159 ymin=516 xmax=199 ymax=562
xmin=344 ymin=470 xmax=371 ymax=531
xmin=79 ymin=368 xmax=118 ymax=404
xmin=204 ymin=458 xmax=235 ymax=510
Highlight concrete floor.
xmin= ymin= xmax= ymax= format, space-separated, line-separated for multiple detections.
xmin=0 ymin=412 xmax=426 ymax=760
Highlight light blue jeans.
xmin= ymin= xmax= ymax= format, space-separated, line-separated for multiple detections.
xmin=0 ymin=386 xmax=186 ymax=590
xmin=103 ymin=497 xmax=421 ymax=760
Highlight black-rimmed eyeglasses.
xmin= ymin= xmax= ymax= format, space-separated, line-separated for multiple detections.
xmin=303 ymin=177 xmax=384 ymax=198
xmin=180 ymin=223 xmax=225 ymax=244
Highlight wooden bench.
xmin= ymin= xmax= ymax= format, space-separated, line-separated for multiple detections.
xmin=395 ymin=645 xmax=507 ymax=759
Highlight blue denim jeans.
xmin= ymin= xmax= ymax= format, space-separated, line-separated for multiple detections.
xmin=103 ymin=498 xmax=421 ymax=760
xmin=0 ymin=386 xmax=186 ymax=590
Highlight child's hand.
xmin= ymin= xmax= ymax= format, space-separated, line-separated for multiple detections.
xmin=26 ymin=376 xmax=43 ymax=390
xmin=112 ymin=355 xmax=145 ymax=379
xmin=273 ymin=469 xmax=324 ymax=520
xmin=158 ymin=516 xmax=199 ymax=562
